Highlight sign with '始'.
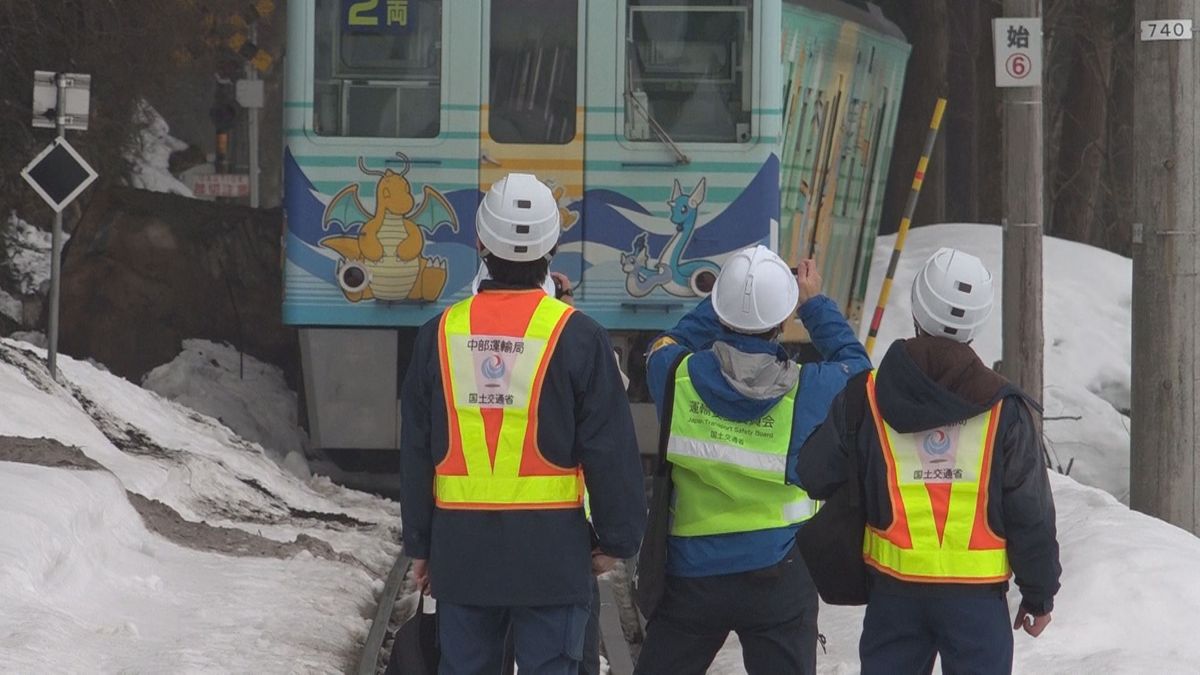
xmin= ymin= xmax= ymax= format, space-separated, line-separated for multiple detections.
xmin=992 ymin=18 xmax=1042 ymax=88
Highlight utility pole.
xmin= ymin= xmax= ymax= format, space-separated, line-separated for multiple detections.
xmin=1131 ymin=6 xmax=1200 ymax=534
xmin=999 ymin=1 xmax=1044 ymax=404
xmin=47 ymin=73 xmax=67 ymax=379
xmin=246 ymin=22 xmax=261 ymax=208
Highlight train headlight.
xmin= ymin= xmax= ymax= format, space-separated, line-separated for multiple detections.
xmin=338 ymin=261 xmax=371 ymax=294
xmin=690 ymin=268 xmax=718 ymax=297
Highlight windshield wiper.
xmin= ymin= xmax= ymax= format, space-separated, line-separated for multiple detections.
xmin=624 ymin=51 xmax=690 ymax=166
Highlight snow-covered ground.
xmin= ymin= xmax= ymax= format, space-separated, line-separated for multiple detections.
xmin=2 ymin=212 xmax=56 ymax=299
xmin=125 ymin=102 xmax=195 ymax=197
xmin=143 ymin=339 xmax=311 ymax=479
xmin=0 ymin=338 xmax=401 ymax=672
xmin=709 ymin=224 xmax=1198 ymax=674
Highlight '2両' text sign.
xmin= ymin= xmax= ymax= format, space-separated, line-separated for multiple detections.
xmin=1141 ymin=20 xmax=1193 ymax=42
xmin=993 ymin=18 xmax=1042 ymax=88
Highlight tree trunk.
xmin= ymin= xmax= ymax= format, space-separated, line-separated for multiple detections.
xmin=877 ymin=0 xmax=951 ymax=234
xmin=1049 ymin=0 xmax=1112 ymax=245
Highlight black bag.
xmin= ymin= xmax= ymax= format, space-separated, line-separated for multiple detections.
xmin=634 ymin=354 xmax=686 ymax=619
xmin=796 ymin=373 xmax=871 ymax=606
xmin=385 ymin=594 xmax=439 ymax=675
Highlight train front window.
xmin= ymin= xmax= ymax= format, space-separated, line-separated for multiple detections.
xmin=313 ymin=0 xmax=442 ymax=139
xmin=487 ymin=0 xmax=579 ymax=144
xmin=626 ymin=0 xmax=753 ymax=144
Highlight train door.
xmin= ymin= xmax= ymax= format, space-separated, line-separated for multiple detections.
xmin=479 ymin=0 xmax=586 ymax=283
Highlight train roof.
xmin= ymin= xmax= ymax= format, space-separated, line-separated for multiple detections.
xmin=786 ymin=0 xmax=907 ymax=43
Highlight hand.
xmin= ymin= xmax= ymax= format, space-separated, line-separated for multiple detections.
xmin=591 ymin=550 xmax=617 ymax=576
xmin=550 ymin=272 xmax=575 ymax=306
xmin=412 ymin=558 xmax=431 ymax=595
xmin=796 ymin=259 xmax=822 ymax=305
xmin=1014 ymin=607 xmax=1051 ymax=637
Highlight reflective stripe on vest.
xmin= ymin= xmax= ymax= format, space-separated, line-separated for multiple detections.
xmin=435 ymin=292 xmax=583 ymax=510
xmin=863 ymin=372 xmax=1011 ymax=583
xmin=666 ymin=354 xmax=814 ymax=537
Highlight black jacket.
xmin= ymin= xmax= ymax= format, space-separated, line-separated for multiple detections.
xmin=796 ymin=337 xmax=1061 ymax=615
xmin=399 ymin=285 xmax=647 ymax=607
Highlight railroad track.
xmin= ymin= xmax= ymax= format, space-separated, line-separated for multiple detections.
xmin=356 ymin=549 xmax=637 ymax=674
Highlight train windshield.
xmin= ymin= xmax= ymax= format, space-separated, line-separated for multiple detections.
xmin=626 ymin=0 xmax=753 ymax=144
xmin=313 ymin=0 xmax=442 ymax=138
xmin=487 ymin=0 xmax=579 ymax=144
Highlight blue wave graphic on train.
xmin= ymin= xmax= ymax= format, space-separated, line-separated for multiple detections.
xmin=284 ymin=149 xmax=777 ymax=299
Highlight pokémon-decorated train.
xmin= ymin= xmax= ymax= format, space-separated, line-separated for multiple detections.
xmin=284 ymin=0 xmax=910 ymax=456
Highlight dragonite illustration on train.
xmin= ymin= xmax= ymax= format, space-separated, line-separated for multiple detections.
xmin=319 ymin=154 xmax=458 ymax=303
xmin=283 ymin=0 xmax=911 ymax=460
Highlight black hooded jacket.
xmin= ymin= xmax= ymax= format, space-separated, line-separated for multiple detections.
xmin=796 ymin=337 xmax=1061 ymax=615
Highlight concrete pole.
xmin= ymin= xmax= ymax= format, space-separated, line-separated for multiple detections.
xmin=247 ymin=23 xmax=261 ymax=208
xmin=47 ymin=73 xmax=66 ymax=381
xmin=1001 ymin=0 xmax=1044 ymax=403
xmin=1131 ymin=3 xmax=1200 ymax=534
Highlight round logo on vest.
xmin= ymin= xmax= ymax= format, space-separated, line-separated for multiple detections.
xmin=923 ymin=429 xmax=952 ymax=456
xmin=481 ymin=354 xmax=506 ymax=380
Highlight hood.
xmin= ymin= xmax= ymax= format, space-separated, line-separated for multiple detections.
xmin=874 ymin=336 xmax=1023 ymax=433
xmin=686 ymin=339 xmax=798 ymax=423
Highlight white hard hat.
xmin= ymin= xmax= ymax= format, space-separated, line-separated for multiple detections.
xmin=711 ymin=245 xmax=800 ymax=333
xmin=911 ymin=247 xmax=994 ymax=343
xmin=476 ymin=173 xmax=560 ymax=262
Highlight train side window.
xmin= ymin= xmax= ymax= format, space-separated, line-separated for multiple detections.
xmin=313 ymin=0 xmax=442 ymax=139
xmin=488 ymin=0 xmax=579 ymax=144
xmin=625 ymin=0 xmax=753 ymax=144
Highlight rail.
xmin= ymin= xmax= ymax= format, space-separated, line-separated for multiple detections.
xmin=356 ymin=550 xmax=636 ymax=674
xmin=356 ymin=548 xmax=411 ymax=675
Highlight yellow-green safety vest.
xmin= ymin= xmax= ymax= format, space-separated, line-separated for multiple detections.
xmin=665 ymin=355 xmax=814 ymax=537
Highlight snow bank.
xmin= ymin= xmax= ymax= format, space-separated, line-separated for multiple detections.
xmin=143 ymin=340 xmax=310 ymax=478
xmin=0 ymin=339 xmax=399 ymax=568
xmin=860 ymin=223 xmax=1131 ymax=501
xmin=125 ymin=102 xmax=194 ymax=197
xmin=3 ymin=212 xmax=57 ymax=297
xmin=0 ymin=337 xmax=403 ymax=670
xmin=0 ymin=461 xmax=375 ymax=672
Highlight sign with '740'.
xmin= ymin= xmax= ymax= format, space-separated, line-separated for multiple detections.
xmin=1141 ymin=20 xmax=1193 ymax=41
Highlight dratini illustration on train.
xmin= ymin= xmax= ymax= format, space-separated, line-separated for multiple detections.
xmin=621 ymin=178 xmax=720 ymax=298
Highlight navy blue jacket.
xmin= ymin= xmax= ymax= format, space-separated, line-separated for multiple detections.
xmin=399 ymin=284 xmax=647 ymax=607
xmin=646 ymin=296 xmax=871 ymax=576
xmin=792 ymin=337 xmax=1062 ymax=615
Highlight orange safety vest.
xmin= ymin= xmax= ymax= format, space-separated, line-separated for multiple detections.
xmin=435 ymin=290 xmax=584 ymax=510
xmin=863 ymin=372 xmax=1011 ymax=583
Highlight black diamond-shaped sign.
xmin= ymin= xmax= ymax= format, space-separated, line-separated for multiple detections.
xmin=21 ymin=137 xmax=98 ymax=213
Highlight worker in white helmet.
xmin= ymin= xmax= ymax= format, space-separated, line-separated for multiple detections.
xmin=636 ymin=245 xmax=871 ymax=675
xmin=794 ymin=247 xmax=1061 ymax=674
xmin=399 ymin=173 xmax=645 ymax=674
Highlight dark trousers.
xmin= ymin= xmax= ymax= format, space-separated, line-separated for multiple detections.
xmin=859 ymin=587 xmax=1014 ymax=675
xmin=581 ymin=577 xmax=602 ymax=675
xmin=439 ymin=601 xmax=591 ymax=675
xmin=634 ymin=549 xmax=820 ymax=675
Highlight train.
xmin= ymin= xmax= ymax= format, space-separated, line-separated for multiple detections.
xmin=282 ymin=0 xmax=910 ymax=469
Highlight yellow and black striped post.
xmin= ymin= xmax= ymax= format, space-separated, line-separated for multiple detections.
xmin=864 ymin=97 xmax=947 ymax=357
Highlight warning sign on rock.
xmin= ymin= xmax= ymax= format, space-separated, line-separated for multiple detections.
xmin=993 ymin=18 xmax=1042 ymax=88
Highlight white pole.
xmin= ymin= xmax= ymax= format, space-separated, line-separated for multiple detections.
xmin=47 ymin=73 xmax=66 ymax=381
